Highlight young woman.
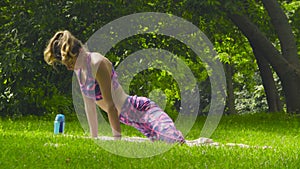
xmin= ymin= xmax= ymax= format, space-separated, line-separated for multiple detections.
xmin=44 ymin=30 xmax=186 ymax=144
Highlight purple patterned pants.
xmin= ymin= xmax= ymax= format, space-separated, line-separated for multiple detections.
xmin=119 ymin=95 xmax=185 ymax=144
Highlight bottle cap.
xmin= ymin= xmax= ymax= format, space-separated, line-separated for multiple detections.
xmin=55 ymin=114 xmax=65 ymax=122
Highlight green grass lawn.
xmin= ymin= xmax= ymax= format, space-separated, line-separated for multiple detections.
xmin=0 ymin=113 xmax=299 ymax=169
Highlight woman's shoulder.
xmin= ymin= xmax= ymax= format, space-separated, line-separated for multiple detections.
xmin=89 ymin=52 xmax=112 ymax=70
xmin=90 ymin=52 xmax=109 ymax=64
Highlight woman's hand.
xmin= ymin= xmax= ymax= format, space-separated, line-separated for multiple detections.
xmin=113 ymin=134 xmax=122 ymax=140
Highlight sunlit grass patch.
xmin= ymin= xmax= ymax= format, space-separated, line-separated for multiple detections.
xmin=0 ymin=113 xmax=299 ymax=168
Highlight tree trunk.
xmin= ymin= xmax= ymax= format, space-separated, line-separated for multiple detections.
xmin=261 ymin=0 xmax=299 ymax=68
xmin=261 ymin=0 xmax=300 ymax=114
xmin=253 ymin=48 xmax=282 ymax=112
xmin=224 ymin=63 xmax=236 ymax=114
xmin=228 ymin=13 xmax=300 ymax=114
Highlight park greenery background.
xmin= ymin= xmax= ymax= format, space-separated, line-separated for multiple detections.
xmin=0 ymin=0 xmax=300 ymax=168
xmin=1 ymin=0 xmax=300 ymax=116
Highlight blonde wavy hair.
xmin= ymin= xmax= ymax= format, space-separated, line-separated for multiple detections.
xmin=44 ymin=30 xmax=83 ymax=68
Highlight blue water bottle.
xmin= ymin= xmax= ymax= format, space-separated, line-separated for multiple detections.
xmin=54 ymin=114 xmax=65 ymax=134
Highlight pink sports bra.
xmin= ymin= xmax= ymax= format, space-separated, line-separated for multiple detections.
xmin=77 ymin=53 xmax=119 ymax=101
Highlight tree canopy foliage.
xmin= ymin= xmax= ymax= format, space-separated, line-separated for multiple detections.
xmin=0 ymin=0 xmax=299 ymax=117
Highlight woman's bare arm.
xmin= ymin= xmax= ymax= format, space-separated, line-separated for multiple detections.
xmin=82 ymin=93 xmax=98 ymax=138
xmin=94 ymin=56 xmax=121 ymax=139
xmin=75 ymin=69 xmax=98 ymax=138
